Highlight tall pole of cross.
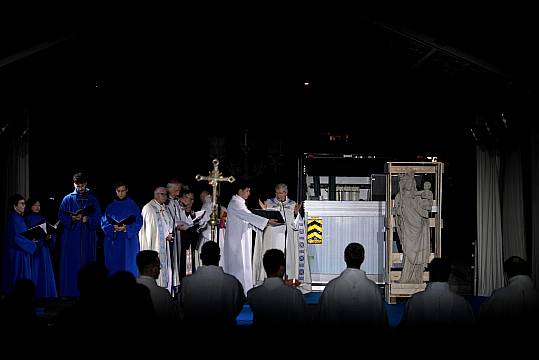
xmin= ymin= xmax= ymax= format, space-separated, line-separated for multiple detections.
xmin=195 ymin=159 xmax=235 ymax=242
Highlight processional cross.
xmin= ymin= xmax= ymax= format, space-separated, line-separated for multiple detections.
xmin=195 ymin=159 xmax=235 ymax=242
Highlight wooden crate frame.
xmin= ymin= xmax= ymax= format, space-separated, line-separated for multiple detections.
xmin=384 ymin=162 xmax=444 ymax=303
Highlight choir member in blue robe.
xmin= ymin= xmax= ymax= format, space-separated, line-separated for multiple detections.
xmin=58 ymin=172 xmax=102 ymax=297
xmin=1 ymin=194 xmax=36 ymax=295
xmin=101 ymin=181 xmax=143 ymax=277
xmin=25 ymin=198 xmax=58 ymax=298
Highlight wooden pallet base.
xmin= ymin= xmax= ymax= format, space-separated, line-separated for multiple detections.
xmin=385 ymin=283 xmax=426 ymax=303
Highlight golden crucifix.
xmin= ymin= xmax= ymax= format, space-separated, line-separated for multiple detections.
xmin=195 ymin=159 xmax=235 ymax=242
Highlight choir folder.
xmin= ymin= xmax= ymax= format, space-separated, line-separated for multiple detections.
xmin=21 ymin=220 xmax=59 ymax=240
xmin=106 ymin=214 xmax=136 ymax=226
xmin=251 ymin=209 xmax=285 ymax=224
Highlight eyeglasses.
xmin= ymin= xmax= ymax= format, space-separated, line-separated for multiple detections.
xmin=157 ymin=193 xmax=167 ymax=195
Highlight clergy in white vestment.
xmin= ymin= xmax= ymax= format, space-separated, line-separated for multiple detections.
xmin=165 ymin=181 xmax=185 ymax=291
xmin=181 ymin=241 xmax=245 ymax=328
xmin=479 ymin=256 xmax=539 ymax=327
xmin=253 ymin=183 xmax=312 ymax=294
xmin=136 ymin=250 xmax=181 ymax=321
xmin=138 ymin=187 xmax=179 ymax=293
xmin=319 ymin=243 xmax=388 ymax=329
xmin=401 ymin=258 xmax=474 ymax=328
xmin=247 ymin=249 xmax=307 ymax=328
xmin=222 ymin=182 xmax=277 ymax=294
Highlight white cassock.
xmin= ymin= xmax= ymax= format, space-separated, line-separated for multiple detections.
xmin=319 ymin=268 xmax=388 ymax=328
xmin=139 ymin=199 xmax=179 ymax=293
xmin=137 ymin=275 xmax=181 ymax=321
xmin=253 ymin=197 xmax=312 ymax=293
xmin=180 ymin=265 xmax=246 ymax=326
xmin=246 ymin=277 xmax=307 ymax=327
xmin=222 ymin=195 xmax=268 ymax=293
xmin=402 ymin=282 xmax=475 ymax=327
xmin=479 ymin=274 xmax=539 ymax=325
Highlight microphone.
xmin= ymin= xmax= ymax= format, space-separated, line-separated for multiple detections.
xmin=19 ymin=127 xmax=29 ymax=140
xmin=280 ymin=199 xmax=287 ymax=223
xmin=280 ymin=198 xmax=288 ymax=280
xmin=0 ymin=123 xmax=8 ymax=136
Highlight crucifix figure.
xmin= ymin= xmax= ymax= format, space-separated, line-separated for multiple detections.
xmin=195 ymin=159 xmax=235 ymax=242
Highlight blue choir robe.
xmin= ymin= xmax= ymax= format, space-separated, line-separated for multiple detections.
xmin=25 ymin=212 xmax=58 ymax=298
xmin=58 ymin=190 xmax=102 ymax=297
xmin=101 ymin=197 xmax=143 ymax=277
xmin=1 ymin=210 xmax=36 ymax=295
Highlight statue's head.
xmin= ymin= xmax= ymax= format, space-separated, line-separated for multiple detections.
xmin=399 ymin=172 xmax=416 ymax=191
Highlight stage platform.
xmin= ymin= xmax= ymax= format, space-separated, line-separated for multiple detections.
xmin=236 ymin=291 xmax=487 ymax=327
xmin=236 ymin=291 xmax=407 ymax=327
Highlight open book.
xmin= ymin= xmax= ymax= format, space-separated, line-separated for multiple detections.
xmin=106 ymin=214 xmax=136 ymax=226
xmin=179 ymin=210 xmax=206 ymax=228
xmin=251 ymin=209 xmax=285 ymax=223
xmin=64 ymin=206 xmax=96 ymax=217
xmin=46 ymin=220 xmax=60 ymax=234
xmin=21 ymin=220 xmax=60 ymax=240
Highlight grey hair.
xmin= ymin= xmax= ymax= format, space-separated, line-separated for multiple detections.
xmin=154 ymin=187 xmax=167 ymax=195
xmin=166 ymin=182 xmax=180 ymax=190
xmin=275 ymin=183 xmax=288 ymax=192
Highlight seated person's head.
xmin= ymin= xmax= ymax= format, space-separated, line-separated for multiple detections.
xmin=109 ymin=271 xmax=137 ymax=287
xmin=263 ymin=249 xmax=285 ymax=278
xmin=200 ymin=241 xmax=220 ymax=266
xmin=503 ymin=256 xmax=530 ymax=279
xmin=136 ymin=250 xmax=161 ymax=279
xmin=344 ymin=243 xmax=365 ymax=269
xmin=77 ymin=261 xmax=109 ymax=297
xmin=427 ymin=258 xmax=451 ymax=282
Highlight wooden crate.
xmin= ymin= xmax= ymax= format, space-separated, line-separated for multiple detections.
xmin=384 ymin=162 xmax=444 ymax=303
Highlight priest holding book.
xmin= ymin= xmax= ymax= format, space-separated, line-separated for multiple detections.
xmin=253 ymin=183 xmax=312 ymax=293
xmin=58 ymin=172 xmax=102 ymax=297
xmin=101 ymin=181 xmax=143 ymax=277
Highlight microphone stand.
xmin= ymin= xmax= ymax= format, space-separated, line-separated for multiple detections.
xmin=166 ymin=199 xmax=177 ymax=297
xmin=280 ymin=200 xmax=288 ymax=281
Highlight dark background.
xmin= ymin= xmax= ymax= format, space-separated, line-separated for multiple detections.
xmin=1 ymin=8 xmax=537 ymax=272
